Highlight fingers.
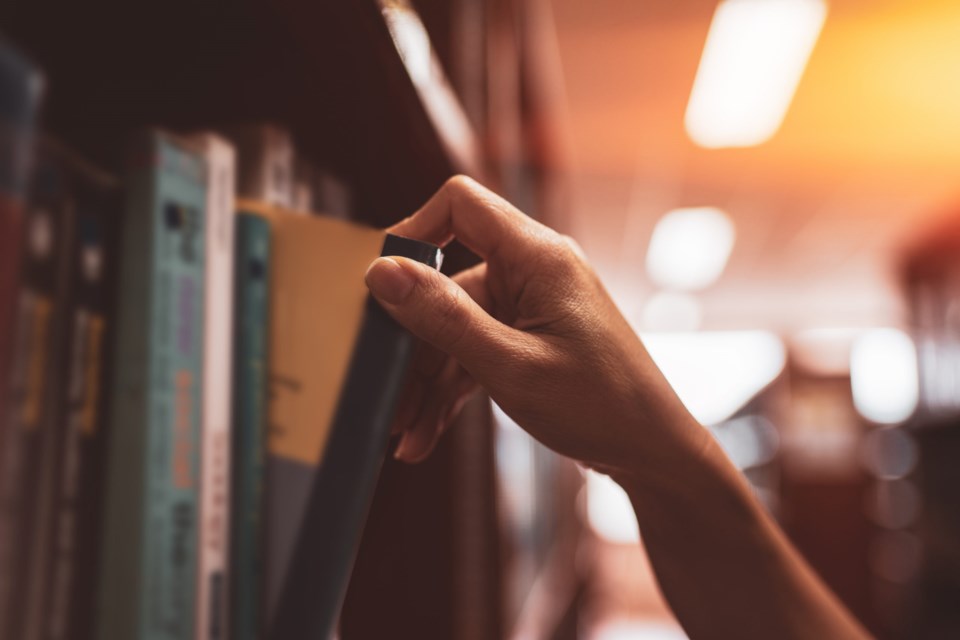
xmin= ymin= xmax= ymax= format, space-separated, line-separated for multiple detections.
xmin=365 ymin=256 xmax=528 ymax=379
xmin=387 ymin=175 xmax=545 ymax=261
xmin=394 ymin=357 xmax=477 ymax=462
xmin=390 ymin=339 xmax=446 ymax=435
xmin=386 ymin=264 xmax=492 ymax=462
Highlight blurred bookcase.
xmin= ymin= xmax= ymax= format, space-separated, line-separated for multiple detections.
xmin=896 ymin=222 xmax=960 ymax=639
xmin=0 ymin=0 xmax=584 ymax=637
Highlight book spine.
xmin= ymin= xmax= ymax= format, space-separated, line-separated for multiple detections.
xmin=0 ymin=41 xmax=43 ymax=640
xmin=99 ymin=132 xmax=207 ymax=640
xmin=43 ymin=180 xmax=119 ymax=640
xmin=0 ymin=156 xmax=73 ymax=640
xmin=98 ymin=134 xmax=154 ymax=640
xmin=230 ymin=213 xmax=270 ymax=640
xmin=224 ymin=126 xmax=293 ymax=208
xmin=19 ymin=149 xmax=83 ymax=640
xmin=193 ymin=135 xmax=235 ymax=640
xmin=257 ymin=128 xmax=293 ymax=208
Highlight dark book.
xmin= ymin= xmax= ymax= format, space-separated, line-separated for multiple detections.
xmin=267 ymin=233 xmax=442 ymax=640
xmin=0 ymin=138 xmax=77 ymax=640
xmin=0 ymin=39 xmax=42 ymax=636
xmin=230 ymin=212 xmax=271 ymax=640
xmin=36 ymin=149 xmax=119 ymax=640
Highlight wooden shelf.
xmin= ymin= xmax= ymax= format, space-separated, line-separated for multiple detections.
xmin=0 ymin=0 xmax=480 ymax=227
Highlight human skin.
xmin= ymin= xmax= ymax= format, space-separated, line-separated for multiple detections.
xmin=364 ymin=176 xmax=871 ymax=640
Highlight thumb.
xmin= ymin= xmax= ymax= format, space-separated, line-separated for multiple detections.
xmin=364 ymin=256 xmax=513 ymax=374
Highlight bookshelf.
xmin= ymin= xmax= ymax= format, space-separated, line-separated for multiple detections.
xmin=0 ymin=0 xmax=583 ymax=637
xmin=1 ymin=0 xmax=479 ymax=222
xmin=897 ymin=220 xmax=960 ymax=638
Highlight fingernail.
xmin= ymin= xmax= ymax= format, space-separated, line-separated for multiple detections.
xmin=365 ymin=257 xmax=415 ymax=305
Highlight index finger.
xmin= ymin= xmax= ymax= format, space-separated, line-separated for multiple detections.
xmin=387 ymin=175 xmax=543 ymax=260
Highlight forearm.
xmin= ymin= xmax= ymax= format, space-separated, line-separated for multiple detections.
xmin=615 ymin=418 xmax=870 ymax=640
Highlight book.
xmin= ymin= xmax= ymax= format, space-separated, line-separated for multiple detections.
xmin=312 ymin=169 xmax=352 ymax=219
xmin=235 ymin=200 xmax=441 ymax=639
xmin=0 ymin=138 xmax=76 ymax=640
xmin=99 ymin=131 xmax=207 ymax=640
xmin=189 ymin=133 xmax=236 ymax=640
xmin=222 ymin=125 xmax=294 ymax=209
xmin=292 ymin=159 xmax=352 ymax=219
xmin=291 ymin=159 xmax=314 ymax=213
xmin=36 ymin=149 xmax=120 ymax=640
xmin=237 ymin=200 xmax=380 ymax=623
xmin=271 ymin=233 xmax=441 ymax=639
xmin=229 ymin=212 xmax=271 ymax=640
xmin=0 ymin=41 xmax=43 ymax=631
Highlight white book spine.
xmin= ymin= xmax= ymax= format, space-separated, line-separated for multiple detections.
xmin=192 ymin=134 xmax=236 ymax=640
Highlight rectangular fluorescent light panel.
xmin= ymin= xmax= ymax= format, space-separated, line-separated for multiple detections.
xmin=685 ymin=0 xmax=827 ymax=148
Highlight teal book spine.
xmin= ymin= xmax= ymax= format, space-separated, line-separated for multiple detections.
xmin=99 ymin=131 xmax=207 ymax=640
xmin=230 ymin=213 xmax=270 ymax=640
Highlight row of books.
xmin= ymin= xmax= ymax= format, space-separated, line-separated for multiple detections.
xmin=0 ymin=38 xmax=441 ymax=640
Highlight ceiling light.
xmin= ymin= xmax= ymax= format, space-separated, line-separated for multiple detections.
xmin=685 ymin=0 xmax=828 ymax=148
xmin=850 ymin=329 xmax=919 ymax=424
xmin=642 ymin=331 xmax=786 ymax=425
xmin=640 ymin=291 xmax=702 ymax=332
xmin=646 ymin=207 xmax=735 ymax=291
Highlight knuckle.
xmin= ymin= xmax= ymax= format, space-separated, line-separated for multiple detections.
xmin=559 ymin=234 xmax=586 ymax=259
xmin=539 ymin=233 xmax=583 ymax=276
xmin=443 ymin=174 xmax=477 ymax=197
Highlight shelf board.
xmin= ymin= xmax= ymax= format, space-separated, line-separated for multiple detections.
xmin=0 ymin=0 xmax=481 ymax=226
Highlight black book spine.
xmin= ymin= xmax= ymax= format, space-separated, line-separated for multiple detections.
xmin=0 ymin=147 xmax=74 ymax=640
xmin=269 ymin=234 xmax=442 ymax=640
xmin=41 ymin=176 xmax=119 ymax=640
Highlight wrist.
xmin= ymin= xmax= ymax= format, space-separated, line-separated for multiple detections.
xmin=608 ymin=378 xmax=714 ymax=486
xmin=612 ymin=423 xmax=763 ymax=539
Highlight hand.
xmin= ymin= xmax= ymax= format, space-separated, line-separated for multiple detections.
xmin=365 ymin=176 xmax=706 ymax=475
xmin=366 ymin=177 xmax=871 ymax=640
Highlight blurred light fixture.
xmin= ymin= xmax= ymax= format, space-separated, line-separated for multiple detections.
xmin=586 ymin=470 xmax=639 ymax=544
xmin=640 ymin=291 xmax=702 ymax=332
xmin=710 ymin=415 xmax=780 ymax=470
xmin=646 ymin=207 xmax=735 ymax=291
xmin=861 ymin=427 xmax=919 ymax=480
xmin=685 ymin=0 xmax=828 ymax=148
xmin=642 ymin=331 xmax=786 ymax=425
xmin=850 ymin=328 xmax=919 ymax=424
